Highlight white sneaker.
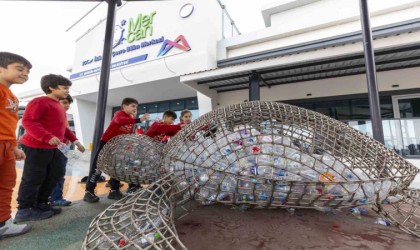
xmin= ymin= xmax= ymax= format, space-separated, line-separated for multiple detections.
xmin=0 ymin=218 xmax=31 ymax=239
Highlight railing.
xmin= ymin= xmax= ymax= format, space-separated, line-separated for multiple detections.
xmin=217 ymin=0 xmax=241 ymax=38
xmin=344 ymin=118 xmax=420 ymax=157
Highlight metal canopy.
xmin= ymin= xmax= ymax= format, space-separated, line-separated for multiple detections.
xmin=198 ymin=18 xmax=420 ymax=93
xmin=199 ymin=42 xmax=420 ymax=93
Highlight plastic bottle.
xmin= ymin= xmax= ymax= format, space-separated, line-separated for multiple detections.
xmin=261 ymin=144 xmax=273 ymax=154
xmin=382 ymin=196 xmax=399 ymax=204
xmin=258 ymin=191 xmax=268 ymax=201
xmin=374 ymin=218 xmax=391 ymax=226
xmin=315 ymin=207 xmax=337 ymax=215
xmin=258 ymin=166 xmax=273 ymax=178
xmin=301 ymin=170 xmax=319 ymax=181
xmin=221 ymin=178 xmax=236 ymax=192
xmin=57 ymin=143 xmax=69 ymax=155
xmin=359 ymin=206 xmax=368 ymax=215
xmin=350 ymin=207 xmax=362 ymax=220
xmin=250 ymin=165 xmax=259 ymax=175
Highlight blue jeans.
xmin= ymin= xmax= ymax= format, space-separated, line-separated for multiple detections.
xmin=50 ymin=177 xmax=65 ymax=202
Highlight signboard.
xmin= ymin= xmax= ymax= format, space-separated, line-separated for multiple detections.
xmin=71 ymin=9 xmax=192 ymax=80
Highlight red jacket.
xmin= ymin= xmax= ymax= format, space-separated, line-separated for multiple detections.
xmin=146 ymin=121 xmax=181 ymax=141
xmin=101 ymin=110 xmax=137 ymax=142
xmin=20 ymin=96 xmax=77 ymax=149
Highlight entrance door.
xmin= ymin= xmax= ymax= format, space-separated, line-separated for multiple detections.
xmin=392 ymin=94 xmax=420 ymax=156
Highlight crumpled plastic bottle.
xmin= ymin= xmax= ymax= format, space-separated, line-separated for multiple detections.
xmin=287 ymin=208 xmax=295 ymax=215
xmin=374 ymin=217 xmax=391 ymax=226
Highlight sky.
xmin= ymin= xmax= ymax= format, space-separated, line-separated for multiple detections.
xmin=0 ymin=0 xmax=274 ymax=96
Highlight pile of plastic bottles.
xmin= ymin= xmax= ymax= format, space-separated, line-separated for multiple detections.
xmin=97 ymin=134 xmax=164 ymax=185
xmin=165 ymin=124 xmax=393 ymax=208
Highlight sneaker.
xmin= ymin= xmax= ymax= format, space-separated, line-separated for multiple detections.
xmin=84 ymin=191 xmax=100 ymax=203
xmin=108 ymin=190 xmax=125 ymax=200
xmin=50 ymin=199 xmax=72 ymax=207
xmin=14 ymin=208 xmax=54 ymax=223
xmin=126 ymin=185 xmax=142 ymax=195
xmin=0 ymin=218 xmax=31 ymax=238
xmin=37 ymin=202 xmax=62 ymax=215
xmin=105 ymin=181 xmax=124 ymax=188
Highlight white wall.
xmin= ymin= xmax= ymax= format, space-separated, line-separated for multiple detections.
xmin=220 ymin=0 xmax=420 ymax=59
xmin=70 ymin=0 xmax=222 ymax=98
xmin=217 ymin=67 xmax=420 ymax=107
xmin=68 ymin=0 xmax=223 ymax=148
xmin=197 ymin=92 xmax=214 ymax=116
xmin=268 ymin=0 xmax=420 ymax=31
xmin=72 ymin=98 xmax=112 ymax=148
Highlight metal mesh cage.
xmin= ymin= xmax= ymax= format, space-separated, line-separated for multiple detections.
xmin=84 ymin=101 xmax=420 ymax=249
xmin=376 ymin=188 xmax=420 ymax=237
xmin=82 ymin=174 xmax=192 ymax=249
xmin=97 ymin=134 xmax=164 ymax=185
xmin=163 ymin=101 xmax=419 ymax=209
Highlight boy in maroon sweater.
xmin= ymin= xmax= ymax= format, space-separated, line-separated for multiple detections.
xmin=84 ymin=98 xmax=149 ymax=203
xmin=15 ymin=74 xmax=84 ymax=223
xmin=146 ymin=110 xmax=184 ymax=141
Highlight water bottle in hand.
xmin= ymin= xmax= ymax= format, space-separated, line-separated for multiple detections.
xmin=57 ymin=143 xmax=69 ymax=155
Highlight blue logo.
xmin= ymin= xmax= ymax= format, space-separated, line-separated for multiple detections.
xmin=113 ymin=20 xmax=126 ymax=49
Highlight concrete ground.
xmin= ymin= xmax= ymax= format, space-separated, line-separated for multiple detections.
xmin=177 ymin=205 xmax=420 ymax=250
xmin=1 ymin=199 xmax=420 ymax=250
xmin=0 ymin=196 xmax=114 ymax=250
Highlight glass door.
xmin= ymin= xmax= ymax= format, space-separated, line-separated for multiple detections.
xmin=392 ymin=94 xmax=420 ymax=157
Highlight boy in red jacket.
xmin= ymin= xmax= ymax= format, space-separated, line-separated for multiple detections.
xmin=146 ymin=110 xmax=184 ymax=141
xmin=0 ymin=52 xmax=32 ymax=237
xmin=83 ymin=98 xmax=149 ymax=203
xmin=15 ymin=74 xmax=84 ymax=223
xmin=161 ymin=109 xmax=192 ymax=143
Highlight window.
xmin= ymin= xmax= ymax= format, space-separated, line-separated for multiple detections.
xmin=138 ymin=105 xmax=147 ymax=115
xmin=170 ymin=100 xmax=185 ymax=111
xmin=112 ymin=97 xmax=199 ymax=119
xmin=158 ymin=102 xmax=170 ymax=112
xmin=286 ymin=96 xmax=393 ymax=121
xmin=185 ymin=98 xmax=198 ymax=110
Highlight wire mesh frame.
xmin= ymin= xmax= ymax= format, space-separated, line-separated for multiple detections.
xmin=163 ymin=101 xmax=419 ymax=209
xmin=85 ymin=101 xmax=420 ymax=249
xmin=97 ymin=134 xmax=164 ymax=185
xmin=375 ymin=188 xmax=420 ymax=237
xmin=82 ymin=173 xmax=195 ymax=249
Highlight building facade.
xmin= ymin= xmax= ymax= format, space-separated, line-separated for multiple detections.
xmin=17 ymin=0 xmax=420 ymax=158
xmin=182 ymin=0 xmax=420 ymax=157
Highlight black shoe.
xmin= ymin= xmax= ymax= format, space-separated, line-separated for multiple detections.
xmin=126 ymin=185 xmax=142 ymax=195
xmin=107 ymin=190 xmax=125 ymax=200
xmin=14 ymin=208 xmax=54 ymax=223
xmin=105 ymin=181 xmax=123 ymax=188
xmin=37 ymin=203 xmax=62 ymax=215
xmin=83 ymin=191 xmax=100 ymax=203
xmin=98 ymin=176 xmax=106 ymax=182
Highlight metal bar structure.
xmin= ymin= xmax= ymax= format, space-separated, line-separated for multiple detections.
xmin=249 ymin=71 xmax=260 ymax=101
xmin=89 ymin=0 xmax=119 ymax=167
xmin=359 ymin=0 xmax=384 ymax=144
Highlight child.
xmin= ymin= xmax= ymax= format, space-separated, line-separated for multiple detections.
xmin=145 ymin=110 xmax=184 ymax=141
xmin=15 ymin=74 xmax=85 ymax=223
xmin=49 ymin=95 xmax=77 ymax=206
xmin=179 ymin=110 xmax=192 ymax=125
xmin=0 ymin=52 xmax=32 ymax=238
xmin=83 ymin=98 xmax=149 ymax=203
xmin=161 ymin=110 xmax=192 ymax=143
